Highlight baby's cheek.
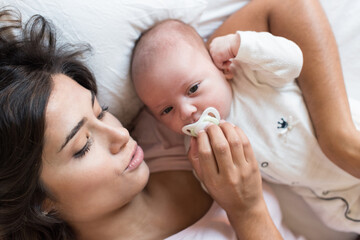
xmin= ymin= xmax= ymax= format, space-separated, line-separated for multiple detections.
xmin=222 ymin=107 xmax=231 ymax=119
xmin=160 ymin=118 xmax=181 ymax=134
xmin=172 ymin=121 xmax=185 ymax=135
xmin=221 ymin=93 xmax=233 ymax=119
xmin=176 ymin=123 xmax=185 ymax=135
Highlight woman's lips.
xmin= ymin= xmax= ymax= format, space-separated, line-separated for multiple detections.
xmin=125 ymin=145 xmax=144 ymax=172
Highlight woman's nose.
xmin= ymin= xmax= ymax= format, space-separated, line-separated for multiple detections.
xmin=180 ymin=103 xmax=197 ymax=121
xmin=106 ymin=126 xmax=130 ymax=155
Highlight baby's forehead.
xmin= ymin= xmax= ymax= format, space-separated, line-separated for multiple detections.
xmin=137 ymin=33 xmax=194 ymax=70
xmin=145 ymin=20 xmax=203 ymax=49
xmin=132 ymin=20 xmax=206 ymax=83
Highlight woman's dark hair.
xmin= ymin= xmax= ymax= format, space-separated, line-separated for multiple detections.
xmin=0 ymin=7 xmax=97 ymax=239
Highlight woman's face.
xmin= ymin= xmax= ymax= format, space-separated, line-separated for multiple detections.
xmin=41 ymin=74 xmax=149 ymax=223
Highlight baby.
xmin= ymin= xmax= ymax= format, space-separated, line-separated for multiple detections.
xmin=131 ymin=19 xmax=360 ymax=234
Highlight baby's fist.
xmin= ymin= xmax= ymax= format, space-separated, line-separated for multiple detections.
xmin=209 ymin=33 xmax=240 ymax=74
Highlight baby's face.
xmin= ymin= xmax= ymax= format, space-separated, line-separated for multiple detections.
xmin=134 ymin=42 xmax=232 ymax=134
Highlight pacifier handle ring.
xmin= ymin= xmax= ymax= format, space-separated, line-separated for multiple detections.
xmin=182 ymin=107 xmax=221 ymax=136
xmin=202 ymin=107 xmax=220 ymax=121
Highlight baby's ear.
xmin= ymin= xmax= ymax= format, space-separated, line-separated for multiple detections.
xmin=222 ymin=60 xmax=234 ymax=80
xmin=224 ymin=69 xmax=234 ymax=80
xmin=224 ymin=73 xmax=233 ymax=80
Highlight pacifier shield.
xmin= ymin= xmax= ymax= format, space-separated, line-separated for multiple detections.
xmin=182 ymin=107 xmax=220 ymax=137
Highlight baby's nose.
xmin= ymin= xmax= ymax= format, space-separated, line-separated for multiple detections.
xmin=180 ymin=104 xmax=197 ymax=121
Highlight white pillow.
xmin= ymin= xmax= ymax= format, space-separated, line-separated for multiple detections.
xmin=196 ymin=0 xmax=249 ymax=41
xmin=1 ymin=0 xmax=207 ymax=127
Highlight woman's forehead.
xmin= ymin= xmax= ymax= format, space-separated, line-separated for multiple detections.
xmin=47 ymin=75 xmax=88 ymax=121
xmin=44 ymin=75 xmax=91 ymax=149
xmin=48 ymin=74 xmax=91 ymax=112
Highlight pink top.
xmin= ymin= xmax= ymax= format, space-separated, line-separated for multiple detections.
xmin=131 ymin=108 xmax=193 ymax=173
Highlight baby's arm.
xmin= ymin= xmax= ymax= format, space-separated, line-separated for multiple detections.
xmin=188 ymin=122 xmax=283 ymax=239
xmin=210 ymin=31 xmax=303 ymax=87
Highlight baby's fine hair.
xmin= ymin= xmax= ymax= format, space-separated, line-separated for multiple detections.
xmin=0 ymin=7 xmax=96 ymax=240
xmin=131 ymin=19 xmax=207 ymax=80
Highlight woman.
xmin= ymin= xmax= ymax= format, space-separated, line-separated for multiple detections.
xmin=0 ymin=8 xmax=286 ymax=239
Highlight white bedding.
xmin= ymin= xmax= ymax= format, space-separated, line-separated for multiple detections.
xmin=1 ymin=0 xmax=359 ymax=239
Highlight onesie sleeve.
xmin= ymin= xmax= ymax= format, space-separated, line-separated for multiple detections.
xmin=234 ymin=31 xmax=303 ymax=87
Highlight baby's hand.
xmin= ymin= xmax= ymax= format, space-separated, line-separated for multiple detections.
xmin=209 ymin=33 xmax=240 ymax=79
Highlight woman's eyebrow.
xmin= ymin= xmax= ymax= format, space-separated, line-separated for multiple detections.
xmin=58 ymin=90 xmax=94 ymax=152
xmin=59 ymin=118 xmax=87 ymax=152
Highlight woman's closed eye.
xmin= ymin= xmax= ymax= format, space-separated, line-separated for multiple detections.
xmin=74 ymin=136 xmax=92 ymax=159
xmin=97 ymin=105 xmax=109 ymax=120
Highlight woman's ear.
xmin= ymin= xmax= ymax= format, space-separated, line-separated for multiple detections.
xmin=41 ymin=197 xmax=56 ymax=215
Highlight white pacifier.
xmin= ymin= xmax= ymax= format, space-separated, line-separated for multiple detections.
xmin=182 ymin=107 xmax=221 ymax=137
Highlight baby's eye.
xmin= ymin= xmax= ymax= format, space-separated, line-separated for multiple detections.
xmin=162 ymin=106 xmax=173 ymax=115
xmin=188 ymin=83 xmax=199 ymax=94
